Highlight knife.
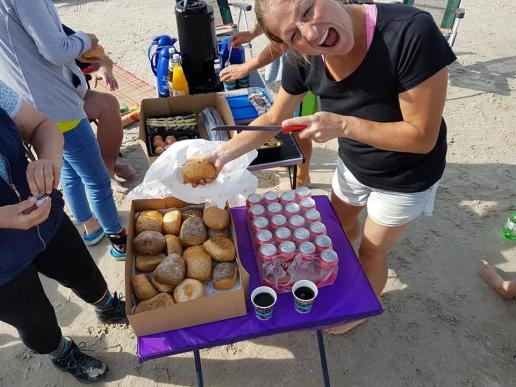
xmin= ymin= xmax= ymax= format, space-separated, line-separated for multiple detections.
xmin=212 ymin=125 xmax=307 ymax=134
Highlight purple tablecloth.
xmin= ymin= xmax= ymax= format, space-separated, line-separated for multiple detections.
xmin=137 ymin=195 xmax=382 ymax=361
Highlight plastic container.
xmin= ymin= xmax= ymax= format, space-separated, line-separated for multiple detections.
xmin=171 ymin=54 xmax=189 ymax=96
xmin=502 ymin=211 xmax=516 ymax=240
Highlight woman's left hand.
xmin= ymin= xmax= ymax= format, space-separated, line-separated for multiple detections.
xmin=282 ymin=112 xmax=348 ymax=143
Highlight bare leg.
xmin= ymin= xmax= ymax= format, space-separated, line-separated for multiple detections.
xmin=479 ymin=260 xmax=516 ymax=299
xmin=293 ymin=134 xmax=312 ymax=187
xmin=84 ymin=91 xmax=135 ymax=180
xmin=83 ymin=216 xmax=101 ymax=235
xmin=327 ymin=196 xmax=411 ymax=334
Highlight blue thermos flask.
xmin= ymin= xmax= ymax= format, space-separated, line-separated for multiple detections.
xmin=148 ymin=35 xmax=177 ymax=97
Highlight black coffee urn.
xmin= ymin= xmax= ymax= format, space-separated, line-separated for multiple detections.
xmin=175 ymin=0 xmax=220 ymax=94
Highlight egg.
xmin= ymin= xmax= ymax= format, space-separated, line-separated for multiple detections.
xmin=165 ymin=135 xmax=176 ymax=145
xmin=154 ymin=146 xmax=165 ymax=155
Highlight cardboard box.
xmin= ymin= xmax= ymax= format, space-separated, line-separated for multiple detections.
xmin=125 ymin=197 xmax=249 ymax=337
xmin=139 ymin=93 xmax=234 ymax=164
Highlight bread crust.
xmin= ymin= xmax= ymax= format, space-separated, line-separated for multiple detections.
xmin=181 ymin=160 xmax=217 ymax=184
xmin=203 ymin=237 xmax=236 ymax=262
xmin=203 ymin=206 xmax=230 ymax=230
xmin=183 ymin=246 xmax=212 ymax=282
xmin=173 ymin=278 xmax=205 ymax=303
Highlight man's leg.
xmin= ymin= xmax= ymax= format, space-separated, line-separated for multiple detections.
xmin=83 ymin=90 xmax=135 ymax=180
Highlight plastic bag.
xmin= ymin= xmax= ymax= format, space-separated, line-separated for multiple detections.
xmin=128 ymin=139 xmax=258 ymax=208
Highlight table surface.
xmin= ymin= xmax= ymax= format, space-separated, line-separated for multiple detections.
xmin=137 ymin=195 xmax=382 ymax=362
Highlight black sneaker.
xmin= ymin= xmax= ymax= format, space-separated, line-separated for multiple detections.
xmin=51 ymin=341 xmax=107 ymax=384
xmin=96 ymin=291 xmax=128 ymax=324
xmin=108 ymin=229 xmax=127 ymax=261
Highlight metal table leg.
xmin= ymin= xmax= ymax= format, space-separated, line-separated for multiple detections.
xmin=316 ymin=330 xmax=331 ymax=387
xmin=193 ymin=350 xmax=204 ymax=387
xmin=288 ymin=164 xmax=298 ymax=190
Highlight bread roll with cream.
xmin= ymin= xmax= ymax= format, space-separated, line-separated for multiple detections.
xmin=173 ymin=278 xmax=205 ymax=303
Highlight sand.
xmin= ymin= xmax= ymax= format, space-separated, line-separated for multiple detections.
xmin=0 ymin=0 xmax=515 ymax=385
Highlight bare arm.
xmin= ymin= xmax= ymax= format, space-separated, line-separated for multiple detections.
xmin=207 ymin=88 xmax=306 ymax=171
xmin=220 ymin=43 xmax=286 ymax=83
xmin=285 ymin=68 xmax=449 ymax=154
xmin=13 ymin=102 xmax=64 ymax=194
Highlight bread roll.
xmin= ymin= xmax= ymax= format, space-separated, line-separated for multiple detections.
xmin=179 ymin=216 xmax=208 ymax=246
xmin=164 ymin=234 xmax=183 ymax=255
xmin=135 ymin=210 xmax=163 ymax=234
xmin=135 ymin=293 xmax=174 ymax=314
xmin=183 ymin=246 xmax=212 ymax=282
xmin=208 ymin=227 xmax=230 ymax=238
xmin=180 ymin=208 xmax=203 ymax=221
xmin=135 ymin=253 xmax=165 ymax=272
xmin=132 ymin=274 xmax=159 ymax=301
xmin=173 ymin=278 xmax=205 ymax=303
xmin=163 ymin=210 xmax=181 ymax=235
xmin=154 ymin=253 xmax=186 ymax=286
xmin=203 ymin=206 xmax=229 ymax=230
xmin=82 ymin=44 xmax=105 ymax=60
xmin=212 ymin=262 xmax=238 ymax=290
xmin=181 ymin=159 xmax=217 ymax=184
xmin=203 ymin=237 xmax=236 ymax=262
xmin=149 ymin=275 xmax=174 ymax=293
xmin=133 ymin=231 xmax=166 ymax=256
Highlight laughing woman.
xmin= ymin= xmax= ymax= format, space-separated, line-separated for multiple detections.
xmin=198 ymin=0 xmax=455 ymax=332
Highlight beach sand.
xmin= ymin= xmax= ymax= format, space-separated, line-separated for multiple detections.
xmin=0 ymin=0 xmax=515 ymax=385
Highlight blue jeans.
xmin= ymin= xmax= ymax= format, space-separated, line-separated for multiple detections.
xmin=61 ymin=119 xmax=122 ymax=234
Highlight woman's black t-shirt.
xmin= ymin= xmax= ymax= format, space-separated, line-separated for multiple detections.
xmin=281 ymin=3 xmax=457 ymax=193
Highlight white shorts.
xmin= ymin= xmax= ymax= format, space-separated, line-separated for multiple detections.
xmin=331 ymin=159 xmax=440 ymax=227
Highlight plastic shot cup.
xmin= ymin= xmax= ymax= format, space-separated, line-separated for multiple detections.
xmin=292 ymin=280 xmax=318 ymax=314
xmin=251 ymin=286 xmax=277 ymax=320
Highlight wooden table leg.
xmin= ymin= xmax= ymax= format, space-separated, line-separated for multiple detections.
xmin=316 ymin=330 xmax=331 ymax=387
xmin=193 ymin=350 xmax=204 ymax=387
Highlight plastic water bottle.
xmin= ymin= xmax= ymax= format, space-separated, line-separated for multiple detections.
xmin=502 ymin=211 xmax=516 ymax=240
xmin=167 ymin=47 xmax=176 ymax=93
xmin=171 ymin=54 xmax=189 ymax=96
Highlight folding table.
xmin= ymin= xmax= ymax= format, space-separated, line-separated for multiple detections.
xmin=137 ymin=196 xmax=382 ymax=386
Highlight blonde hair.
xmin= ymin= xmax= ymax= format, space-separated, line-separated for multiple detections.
xmin=255 ymin=0 xmax=364 ymax=44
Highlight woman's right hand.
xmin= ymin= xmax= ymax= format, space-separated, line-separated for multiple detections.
xmin=219 ymin=64 xmax=250 ymax=83
xmin=0 ymin=197 xmax=51 ymax=230
xmin=188 ymin=148 xmax=227 ymax=187
xmin=86 ymin=33 xmax=99 ymax=50
xmin=230 ymin=31 xmax=255 ymax=47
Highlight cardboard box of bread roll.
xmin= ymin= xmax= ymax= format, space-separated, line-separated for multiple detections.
xmin=139 ymin=93 xmax=234 ymax=165
xmin=125 ymin=196 xmax=249 ymax=337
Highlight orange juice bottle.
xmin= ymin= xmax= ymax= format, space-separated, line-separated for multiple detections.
xmin=171 ymin=54 xmax=189 ymax=96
